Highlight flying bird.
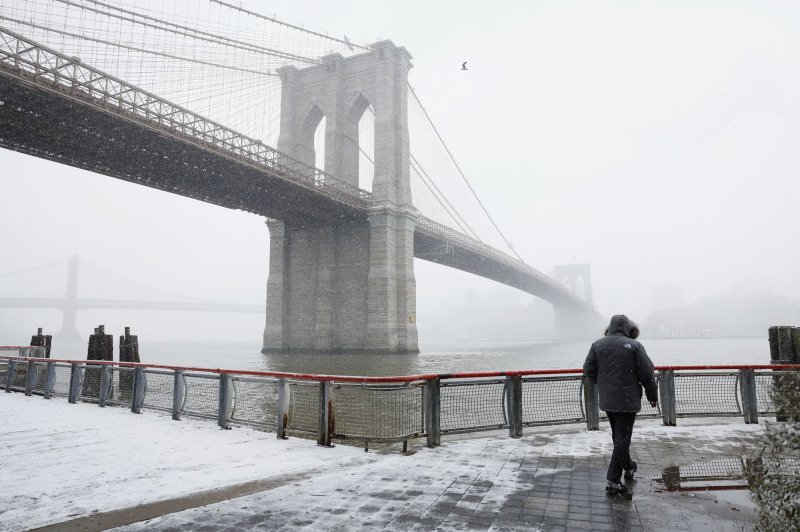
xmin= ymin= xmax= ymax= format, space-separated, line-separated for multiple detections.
xmin=461 ymin=61 xmax=468 ymax=70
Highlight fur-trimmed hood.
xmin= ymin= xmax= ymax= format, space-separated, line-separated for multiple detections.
xmin=605 ymin=314 xmax=640 ymax=339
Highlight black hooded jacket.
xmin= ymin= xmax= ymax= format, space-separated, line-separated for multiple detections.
xmin=583 ymin=315 xmax=658 ymax=413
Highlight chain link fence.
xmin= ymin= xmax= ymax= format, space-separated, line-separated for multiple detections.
xmin=2 ymin=356 xmax=799 ymax=448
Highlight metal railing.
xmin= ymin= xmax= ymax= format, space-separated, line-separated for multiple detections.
xmin=2 ymin=356 xmax=798 ymax=449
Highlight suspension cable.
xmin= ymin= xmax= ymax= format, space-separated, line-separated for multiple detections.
xmin=407 ymin=83 xmax=525 ymax=262
xmin=0 ymin=16 xmax=277 ymax=77
xmin=410 ymin=156 xmax=481 ymax=240
xmin=209 ymin=0 xmax=370 ymax=52
xmin=53 ymin=0 xmax=318 ymax=64
xmin=0 ymin=259 xmax=70 ymax=278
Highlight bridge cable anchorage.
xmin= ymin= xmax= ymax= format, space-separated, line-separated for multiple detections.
xmin=0 ymin=16 xmax=277 ymax=78
xmin=407 ymin=83 xmax=526 ymax=263
xmin=51 ymin=0 xmax=320 ymax=65
xmin=208 ymin=0 xmax=371 ymax=52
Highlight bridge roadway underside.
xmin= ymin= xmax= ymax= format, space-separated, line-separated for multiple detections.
xmin=0 ymin=72 xmax=363 ymax=226
xmin=415 ymin=233 xmax=568 ymax=305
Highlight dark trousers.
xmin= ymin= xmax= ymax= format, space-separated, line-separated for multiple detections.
xmin=606 ymin=411 xmax=637 ymax=483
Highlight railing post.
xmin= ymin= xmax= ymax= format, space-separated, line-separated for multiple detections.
xmin=506 ymin=375 xmax=523 ymax=438
xmin=217 ymin=372 xmax=232 ymax=429
xmin=6 ymin=359 xmax=16 ymax=393
xmin=68 ymin=363 xmax=82 ymax=404
xmin=424 ymin=378 xmax=441 ymax=448
xmin=43 ymin=362 xmax=55 ymax=399
xmin=24 ymin=359 xmax=36 ymax=396
xmin=131 ymin=367 xmax=145 ymax=413
xmin=172 ymin=370 xmax=185 ymax=420
xmin=98 ymin=366 xmax=111 ymax=407
xmin=317 ymin=381 xmax=334 ymax=447
xmin=583 ymin=377 xmax=600 ymax=430
xmin=659 ymin=370 xmax=677 ymax=426
xmin=276 ymin=378 xmax=290 ymax=439
xmin=739 ymin=369 xmax=759 ymax=424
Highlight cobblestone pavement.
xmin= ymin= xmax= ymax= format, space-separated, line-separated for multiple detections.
xmin=109 ymin=418 xmax=761 ymax=531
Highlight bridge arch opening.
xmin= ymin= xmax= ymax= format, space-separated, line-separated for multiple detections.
xmin=357 ymin=104 xmax=375 ymax=192
xmin=344 ymin=94 xmax=374 ymax=192
xmin=299 ymin=104 xmax=325 ymax=171
xmin=573 ymin=275 xmax=586 ymax=302
xmin=313 ymin=115 xmax=327 ymax=172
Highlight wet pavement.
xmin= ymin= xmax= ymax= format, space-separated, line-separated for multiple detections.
xmin=107 ymin=418 xmax=759 ymax=532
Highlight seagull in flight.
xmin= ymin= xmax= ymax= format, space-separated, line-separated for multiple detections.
xmin=461 ymin=61 xmax=468 ymax=70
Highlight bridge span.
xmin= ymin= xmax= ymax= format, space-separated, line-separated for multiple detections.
xmin=0 ymin=26 xmax=600 ymax=353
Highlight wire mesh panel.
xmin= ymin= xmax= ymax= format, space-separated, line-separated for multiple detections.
xmin=0 ymin=359 xmax=8 ymax=388
xmin=9 ymin=362 xmax=29 ymax=392
xmin=674 ymin=373 xmax=740 ymax=416
xmin=230 ymin=376 xmax=279 ymax=431
xmin=104 ymin=367 xmax=135 ymax=408
xmin=78 ymin=364 xmax=103 ymax=403
xmin=522 ymin=376 xmax=584 ymax=425
xmin=333 ymin=382 xmax=424 ymax=442
xmin=181 ymin=373 xmax=221 ymax=420
xmin=29 ymin=362 xmax=48 ymax=395
xmin=441 ymin=378 xmax=507 ymax=434
xmin=49 ymin=363 xmax=73 ymax=398
xmin=140 ymin=370 xmax=174 ymax=413
xmin=286 ymin=381 xmax=320 ymax=434
xmin=754 ymin=372 xmax=777 ymax=414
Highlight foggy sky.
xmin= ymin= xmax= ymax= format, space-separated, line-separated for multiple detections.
xmin=2 ymin=0 xmax=800 ymax=342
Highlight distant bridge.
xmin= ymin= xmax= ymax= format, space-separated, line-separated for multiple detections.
xmin=0 ymin=256 xmax=262 ymax=341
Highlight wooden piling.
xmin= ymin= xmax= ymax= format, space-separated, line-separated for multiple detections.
xmin=29 ymin=327 xmax=52 ymax=358
xmin=83 ymin=325 xmax=113 ymax=400
xmin=118 ymin=327 xmax=140 ymax=397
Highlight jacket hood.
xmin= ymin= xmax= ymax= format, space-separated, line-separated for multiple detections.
xmin=605 ymin=314 xmax=640 ymax=339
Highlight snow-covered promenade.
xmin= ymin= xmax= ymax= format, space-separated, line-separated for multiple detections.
xmin=1 ymin=392 xmax=763 ymax=531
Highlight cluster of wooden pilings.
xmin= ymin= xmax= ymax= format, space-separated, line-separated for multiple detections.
xmin=28 ymin=325 xmax=142 ymax=397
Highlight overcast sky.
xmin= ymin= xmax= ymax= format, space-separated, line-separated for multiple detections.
xmin=2 ymin=0 xmax=799 ymax=343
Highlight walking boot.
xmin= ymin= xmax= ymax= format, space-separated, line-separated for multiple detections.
xmin=624 ymin=460 xmax=638 ymax=480
xmin=605 ymin=481 xmax=632 ymax=496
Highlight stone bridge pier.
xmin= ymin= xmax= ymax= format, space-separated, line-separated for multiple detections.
xmin=262 ymin=41 xmax=418 ymax=354
xmin=553 ymin=264 xmax=602 ymax=340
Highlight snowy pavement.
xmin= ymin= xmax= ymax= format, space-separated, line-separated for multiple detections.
xmin=1 ymin=392 xmax=765 ymax=531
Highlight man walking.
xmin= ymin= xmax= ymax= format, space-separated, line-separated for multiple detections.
xmin=583 ymin=314 xmax=658 ymax=496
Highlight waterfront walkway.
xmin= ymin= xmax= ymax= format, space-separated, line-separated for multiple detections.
xmin=1 ymin=393 xmax=762 ymax=531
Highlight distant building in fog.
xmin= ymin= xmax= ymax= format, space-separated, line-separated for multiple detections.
xmin=650 ymin=285 xmax=683 ymax=315
xmin=645 ymin=293 xmax=800 ymax=338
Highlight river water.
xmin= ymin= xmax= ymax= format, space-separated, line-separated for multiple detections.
xmin=49 ymin=337 xmax=771 ymax=377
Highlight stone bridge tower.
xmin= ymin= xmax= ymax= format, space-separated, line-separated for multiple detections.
xmin=263 ymin=41 xmax=418 ymax=354
xmin=553 ymin=263 xmax=599 ymax=340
